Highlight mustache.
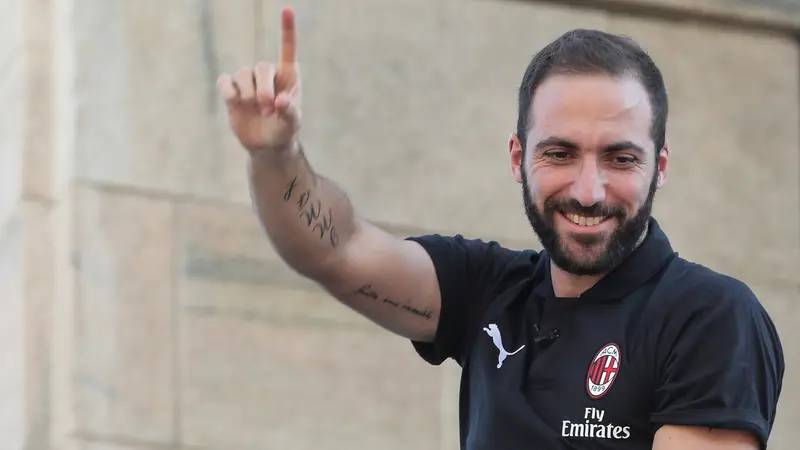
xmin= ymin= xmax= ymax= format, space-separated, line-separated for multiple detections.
xmin=543 ymin=199 xmax=626 ymax=218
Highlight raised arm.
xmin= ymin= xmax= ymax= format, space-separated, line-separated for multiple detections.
xmin=216 ymin=5 xmax=441 ymax=342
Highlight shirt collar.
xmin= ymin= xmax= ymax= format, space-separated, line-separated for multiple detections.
xmin=531 ymin=217 xmax=677 ymax=302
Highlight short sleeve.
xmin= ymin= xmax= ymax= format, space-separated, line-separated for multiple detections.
xmin=404 ymin=234 xmax=520 ymax=366
xmin=651 ymin=277 xmax=785 ymax=448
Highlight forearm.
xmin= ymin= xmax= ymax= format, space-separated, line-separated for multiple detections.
xmin=247 ymin=141 xmax=357 ymax=278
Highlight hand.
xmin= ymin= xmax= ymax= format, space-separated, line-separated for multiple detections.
xmin=217 ymin=5 xmax=301 ymax=154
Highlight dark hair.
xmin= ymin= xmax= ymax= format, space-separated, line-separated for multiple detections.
xmin=516 ymin=29 xmax=668 ymax=157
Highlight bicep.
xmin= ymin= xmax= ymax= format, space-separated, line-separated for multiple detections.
xmin=653 ymin=425 xmax=759 ymax=450
xmin=318 ymin=220 xmax=443 ymax=342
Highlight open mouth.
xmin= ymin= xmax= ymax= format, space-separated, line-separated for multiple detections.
xmin=560 ymin=212 xmax=610 ymax=227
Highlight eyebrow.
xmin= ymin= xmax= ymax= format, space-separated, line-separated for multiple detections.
xmin=534 ymin=137 xmax=646 ymax=154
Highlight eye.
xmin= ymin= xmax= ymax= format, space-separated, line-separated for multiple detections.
xmin=610 ymin=154 xmax=638 ymax=167
xmin=544 ymin=150 xmax=572 ymax=162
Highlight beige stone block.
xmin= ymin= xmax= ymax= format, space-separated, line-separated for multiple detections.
xmin=68 ymin=437 xmax=175 ymax=450
xmin=0 ymin=123 xmax=24 ymax=231
xmin=748 ymin=281 xmax=800 ymax=450
xmin=22 ymin=0 xmax=60 ymax=201
xmin=72 ymin=0 xmax=256 ymax=200
xmin=174 ymin=201 xmax=442 ymax=449
xmin=23 ymin=198 xmax=73 ymax=450
xmin=70 ymin=440 xmax=121 ymax=450
xmin=180 ymin=313 xmax=441 ymax=450
xmin=608 ymin=17 xmax=800 ymax=284
xmin=22 ymin=201 xmax=59 ymax=450
xmin=73 ymin=186 xmax=174 ymax=442
xmin=0 ymin=213 xmax=26 ymax=450
xmin=252 ymin=0 xmax=609 ymax=241
xmin=0 ymin=0 xmax=25 ymax=228
xmin=440 ymin=360 xmax=462 ymax=450
xmin=586 ymin=0 xmax=800 ymax=30
xmin=50 ymin=0 xmax=79 ymax=445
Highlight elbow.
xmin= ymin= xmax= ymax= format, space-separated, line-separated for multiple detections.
xmin=283 ymin=246 xmax=348 ymax=288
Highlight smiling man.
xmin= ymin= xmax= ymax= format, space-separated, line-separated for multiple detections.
xmin=513 ymin=60 xmax=664 ymax=291
xmin=217 ymin=6 xmax=784 ymax=450
xmin=519 ymin=76 xmax=658 ymax=278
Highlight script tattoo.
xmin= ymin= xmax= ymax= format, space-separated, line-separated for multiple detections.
xmin=283 ymin=176 xmax=298 ymax=201
xmin=311 ymin=208 xmax=335 ymax=243
xmin=301 ymin=199 xmax=321 ymax=226
xmin=353 ymin=284 xmax=433 ymax=320
xmin=283 ymin=176 xmax=340 ymax=248
xmin=297 ymin=190 xmax=311 ymax=211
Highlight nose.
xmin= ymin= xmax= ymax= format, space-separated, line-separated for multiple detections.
xmin=570 ymin=159 xmax=607 ymax=207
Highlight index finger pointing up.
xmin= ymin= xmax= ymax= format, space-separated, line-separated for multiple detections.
xmin=280 ymin=5 xmax=297 ymax=65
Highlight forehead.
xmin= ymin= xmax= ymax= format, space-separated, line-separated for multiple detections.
xmin=529 ymin=74 xmax=654 ymax=149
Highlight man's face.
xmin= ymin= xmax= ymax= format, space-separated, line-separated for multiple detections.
xmin=509 ymin=74 xmax=669 ymax=276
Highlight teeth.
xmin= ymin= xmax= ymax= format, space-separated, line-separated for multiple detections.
xmin=565 ymin=213 xmax=605 ymax=227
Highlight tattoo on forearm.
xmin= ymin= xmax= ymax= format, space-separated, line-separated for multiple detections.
xmin=353 ymin=284 xmax=434 ymax=320
xmin=283 ymin=176 xmax=298 ymax=201
xmin=283 ymin=176 xmax=340 ymax=248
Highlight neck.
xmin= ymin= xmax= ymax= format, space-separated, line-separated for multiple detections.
xmin=550 ymin=223 xmax=650 ymax=298
xmin=550 ymin=264 xmax=604 ymax=298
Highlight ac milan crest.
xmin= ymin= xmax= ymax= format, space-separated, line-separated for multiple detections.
xmin=586 ymin=343 xmax=621 ymax=399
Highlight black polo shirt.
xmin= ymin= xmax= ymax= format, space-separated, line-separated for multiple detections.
xmin=407 ymin=218 xmax=784 ymax=450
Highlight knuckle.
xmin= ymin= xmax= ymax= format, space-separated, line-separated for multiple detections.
xmin=256 ymin=80 xmax=274 ymax=93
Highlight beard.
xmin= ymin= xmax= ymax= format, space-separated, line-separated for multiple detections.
xmin=521 ymin=171 xmax=657 ymax=276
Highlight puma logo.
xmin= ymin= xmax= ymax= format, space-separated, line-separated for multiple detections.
xmin=483 ymin=323 xmax=525 ymax=369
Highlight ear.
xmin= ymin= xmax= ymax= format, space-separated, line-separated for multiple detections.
xmin=509 ymin=133 xmax=524 ymax=184
xmin=656 ymin=142 xmax=669 ymax=188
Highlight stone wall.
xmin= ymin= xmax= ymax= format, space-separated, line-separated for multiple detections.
xmin=1 ymin=0 xmax=798 ymax=449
